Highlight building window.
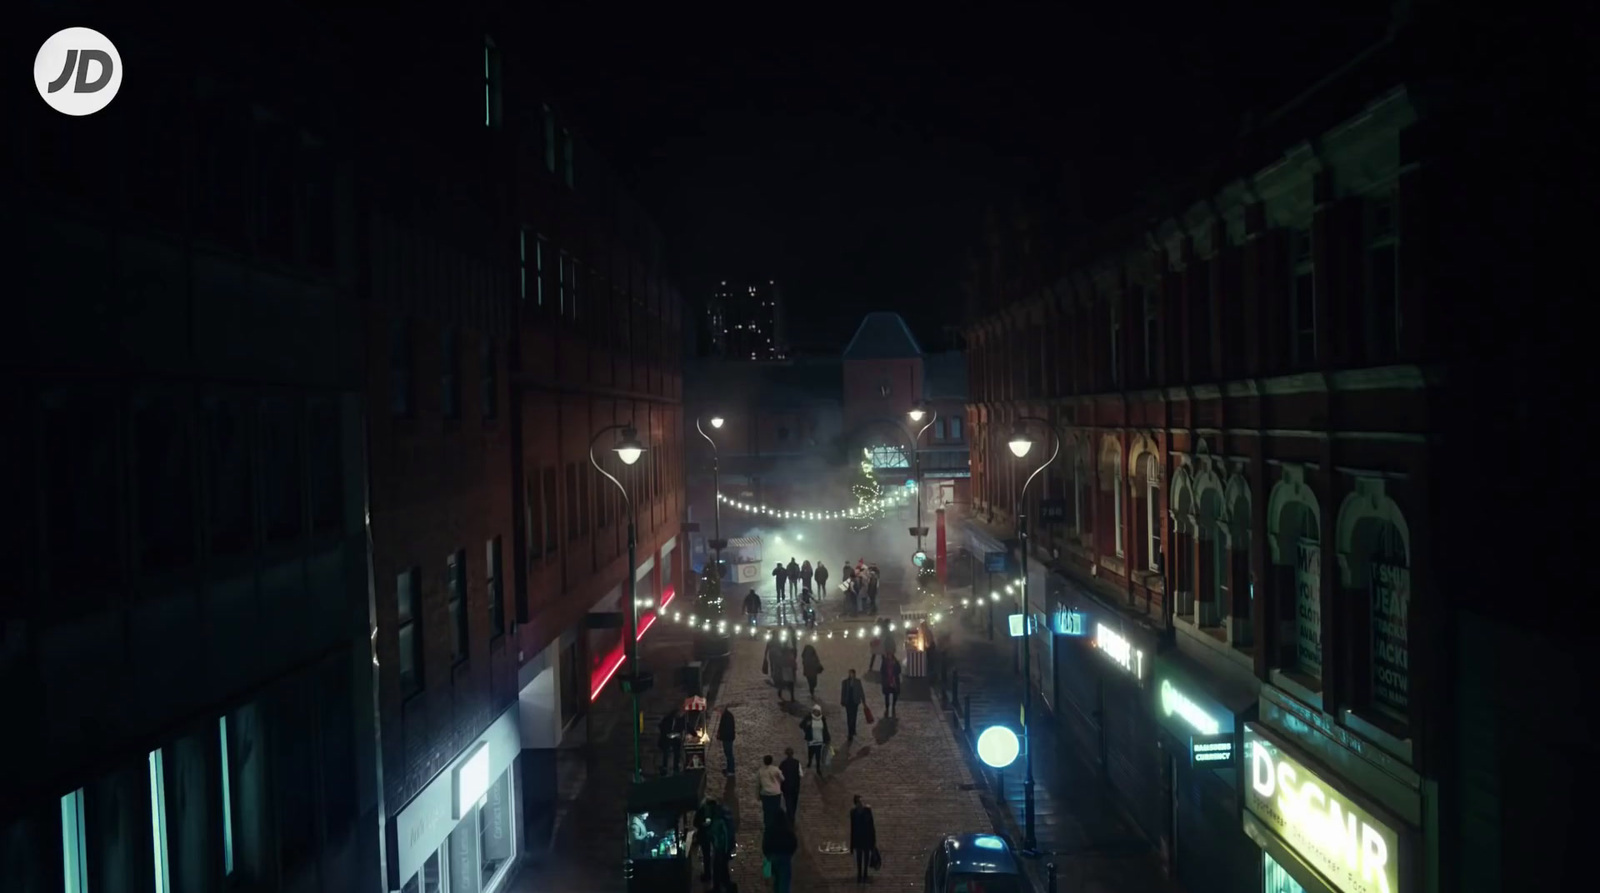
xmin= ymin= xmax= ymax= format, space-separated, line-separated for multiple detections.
xmin=536 ymin=235 xmax=548 ymax=306
xmin=1144 ymin=456 xmax=1161 ymax=571
xmin=1369 ymin=523 xmax=1410 ymax=720
xmin=950 ymin=417 xmax=963 ymax=440
xmin=480 ymin=335 xmax=497 ymax=420
xmin=518 ymin=229 xmax=528 ymax=302
xmin=933 ymin=419 xmax=946 ymax=440
xmin=558 ymin=252 xmax=569 ymax=315
xmin=525 ymin=479 xmax=542 ymax=562
xmin=148 ymin=749 xmax=173 ymax=893
xmin=1143 ymin=287 xmax=1158 ymax=383
xmin=217 ymin=718 xmax=235 ymax=876
xmin=595 ymin=466 xmax=610 ymax=529
xmin=1109 ymin=306 xmax=1121 ymax=387
xmin=441 ymin=327 xmax=460 ymax=420
xmin=1113 ymin=460 xmax=1124 ymax=557
xmin=1191 ymin=260 xmax=1212 ymax=379
xmin=1289 ymin=229 xmax=1316 ymax=367
xmin=390 ymin=318 xmax=413 ymax=416
xmin=1071 ymin=450 xmax=1085 ymax=535
xmin=566 ymin=463 xmax=580 ymax=541
xmin=486 ymin=536 xmax=504 ymax=637
xmin=448 ymin=550 xmax=468 ymax=662
xmin=482 ymin=38 xmax=501 ymax=128
xmin=397 ymin=569 xmax=422 ymax=695
xmin=542 ymin=467 xmax=559 ymax=554
xmin=1366 ymin=193 xmax=1401 ymax=362
xmin=561 ymin=127 xmax=575 ymax=188
xmin=61 ymin=789 xmax=88 ymax=893
xmin=570 ymin=259 xmax=582 ymax=321
xmin=578 ymin=461 xmax=591 ymax=533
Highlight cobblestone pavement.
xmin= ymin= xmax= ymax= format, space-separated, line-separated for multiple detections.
xmin=719 ymin=564 xmax=995 ymax=892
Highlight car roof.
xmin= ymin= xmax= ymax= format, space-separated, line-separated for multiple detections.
xmin=941 ymin=833 xmax=1021 ymax=875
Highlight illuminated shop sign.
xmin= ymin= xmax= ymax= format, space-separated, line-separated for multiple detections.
xmin=1095 ymin=623 xmax=1146 ymax=680
xmin=1161 ymin=679 xmax=1222 ymax=736
xmin=1245 ymin=726 xmax=1401 ymax=893
xmin=453 ymin=742 xmax=490 ymax=819
xmin=1191 ymin=733 xmax=1234 ymax=767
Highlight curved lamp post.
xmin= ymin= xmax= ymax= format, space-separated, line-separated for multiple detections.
xmin=907 ymin=404 xmax=939 ymax=551
xmin=1005 ymin=415 xmax=1061 ymax=855
xmin=695 ymin=415 xmax=726 ymax=580
xmin=590 ymin=423 xmax=648 ymax=781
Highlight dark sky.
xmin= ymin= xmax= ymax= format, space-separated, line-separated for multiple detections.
xmin=530 ymin=2 xmax=1397 ymax=353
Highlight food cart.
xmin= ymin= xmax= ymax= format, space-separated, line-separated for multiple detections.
xmin=680 ymin=694 xmax=710 ymax=770
xmin=624 ymin=771 xmax=705 ymax=892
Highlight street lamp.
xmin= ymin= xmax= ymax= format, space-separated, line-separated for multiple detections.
xmin=590 ymin=423 xmax=648 ymax=782
xmin=907 ymin=404 xmax=938 ymax=551
xmin=1005 ymin=416 xmax=1060 ymax=855
xmin=695 ymin=414 xmax=726 ymax=586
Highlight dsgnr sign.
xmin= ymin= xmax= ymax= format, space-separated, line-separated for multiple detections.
xmin=1244 ymin=726 xmax=1401 ymax=893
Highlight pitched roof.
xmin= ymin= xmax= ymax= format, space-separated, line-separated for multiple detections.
xmin=842 ymin=312 xmax=923 ymax=360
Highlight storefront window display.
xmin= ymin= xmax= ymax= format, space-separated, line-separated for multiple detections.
xmin=1265 ymin=852 xmax=1308 ymax=893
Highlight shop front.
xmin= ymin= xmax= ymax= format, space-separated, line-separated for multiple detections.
xmin=1151 ymin=651 xmax=1259 ymax=893
xmin=1243 ymin=723 xmax=1409 ymax=893
xmin=393 ymin=704 xmax=522 ymax=893
xmin=1092 ymin=614 xmax=1163 ymax=841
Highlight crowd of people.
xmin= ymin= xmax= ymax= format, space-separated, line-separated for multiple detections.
xmin=741 ymin=557 xmax=886 ymax=629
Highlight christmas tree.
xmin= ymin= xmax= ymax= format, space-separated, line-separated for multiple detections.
xmin=694 ymin=561 xmax=725 ymax=617
xmin=850 ymin=447 xmax=887 ymax=525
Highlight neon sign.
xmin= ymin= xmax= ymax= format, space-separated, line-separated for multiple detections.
xmin=1095 ymin=623 xmax=1145 ymax=679
xmin=1160 ymin=679 xmax=1221 ymax=735
xmin=1245 ymin=726 xmax=1400 ymax=893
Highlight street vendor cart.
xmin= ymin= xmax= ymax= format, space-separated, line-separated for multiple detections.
xmin=624 ymin=770 xmax=705 ymax=892
xmin=679 ymin=694 xmax=710 ymax=771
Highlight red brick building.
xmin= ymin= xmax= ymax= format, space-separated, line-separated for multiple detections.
xmin=353 ymin=21 xmax=685 ymax=892
xmin=963 ymin=55 xmax=1439 ymax=893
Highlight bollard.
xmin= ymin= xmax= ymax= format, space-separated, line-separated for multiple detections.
xmin=963 ymin=695 xmax=972 ymax=734
xmin=1047 ymin=862 xmax=1058 ymax=893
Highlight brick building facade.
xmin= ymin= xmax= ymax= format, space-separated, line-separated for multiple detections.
xmin=963 ymin=38 xmax=1443 ymax=893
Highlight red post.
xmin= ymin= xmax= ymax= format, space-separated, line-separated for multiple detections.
xmin=936 ymin=508 xmax=948 ymax=585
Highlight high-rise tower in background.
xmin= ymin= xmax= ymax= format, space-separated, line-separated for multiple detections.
xmin=706 ymin=280 xmax=787 ymax=360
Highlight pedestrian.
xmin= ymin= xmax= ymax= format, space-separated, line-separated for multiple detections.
xmin=799 ymin=559 xmax=813 ymax=592
xmin=762 ymin=812 xmax=798 ymax=893
xmin=813 ymin=561 xmax=829 ymax=597
xmin=717 ymin=706 xmax=737 ymax=776
xmin=708 ymin=799 xmax=735 ymax=892
xmin=866 ymin=567 xmax=880 ymax=613
xmin=800 ymin=587 xmax=816 ymax=628
xmin=880 ymin=652 xmax=901 ymax=717
xmin=839 ymin=669 xmax=866 ymax=741
xmin=850 ymin=794 xmax=878 ymax=883
xmin=658 ymin=709 xmax=683 ymax=775
xmin=695 ymin=795 xmax=718 ymax=881
xmin=867 ymin=626 xmax=882 ymax=673
xmin=786 ymin=557 xmax=801 ymax=597
xmin=772 ymin=562 xmax=788 ymax=603
xmin=778 ymin=635 xmax=798 ymax=701
xmin=801 ymin=641 xmax=823 ymax=700
xmin=765 ymin=636 xmax=784 ymax=697
xmin=779 ymin=747 xmax=803 ymax=824
xmin=758 ymin=755 xmax=784 ymax=827
xmin=744 ymin=588 xmax=762 ymax=624
xmin=801 ymin=704 xmax=831 ymax=777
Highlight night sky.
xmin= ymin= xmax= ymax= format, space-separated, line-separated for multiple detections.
xmin=531 ymin=2 xmax=1397 ymax=354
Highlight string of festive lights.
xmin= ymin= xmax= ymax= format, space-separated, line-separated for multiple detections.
xmin=716 ymin=488 xmax=910 ymax=521
xmin=653 ymin=607 xmax=945 ymax=641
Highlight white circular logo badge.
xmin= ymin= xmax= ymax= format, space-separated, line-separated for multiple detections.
xmin=35 ymin=27 xmax=122 ymax=116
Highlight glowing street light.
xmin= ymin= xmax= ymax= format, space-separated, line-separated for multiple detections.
xmin=710 ymin=415 xmax=724 ymax=429
xmin=977 ymin=726 xmax=1020 ymax=770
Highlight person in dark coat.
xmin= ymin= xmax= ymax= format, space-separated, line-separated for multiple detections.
xmin=801 ymin=642 xmax=824 ymax=699
xmin=744 ymin=588 xmax=762 ymax=624
xmin=880 ymin=652 xmax=901 ymax=718
xmin=786 ymin=558 xmax=801 ymax=596
xmin=657 ymin=709 xmax=683 ymax=774
xmin=763 ymin=812 xmax=799 ymax=893
xmin=694 ymin=796 xmax=718 ymax=881
xmin=839 ymin=669 xmax=866 ymax=741
xmin=778 ymin=747 xmax=803 ymax=824
xmin=717 ymin=706 xmax=737 ymax=776
xmin=813 ymin=562 xmax=830 ymax=598
xmin=772 ymin=562 xmax=788 ymax=602
xmin=850 ymin=795 xmax=878 ymax=883
xmin=801 ymin=704 xmax=831 ymax=777
xmin=800 ymin=559 xmax=813 ymax=592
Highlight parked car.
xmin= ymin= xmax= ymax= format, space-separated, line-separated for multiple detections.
xmin=924 ymin=833 xmax=1026 ymax=893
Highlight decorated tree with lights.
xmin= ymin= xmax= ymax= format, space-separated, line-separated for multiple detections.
xmin=851 ymin=447 xmax=888 ymax=525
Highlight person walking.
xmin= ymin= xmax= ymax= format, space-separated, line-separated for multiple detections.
xmin=657 ymin=708 xmax=683 ymax=775
xmin=777 ymin=635 xmax=798 ymax=701
xmin=799 ymin=559 xmax=813 ymax=593
xmin=744 ymin=588 xmax=762 ymax=625
xmin=813 ymin=561 xmax=829 ymax=598
xmin=708 ymin=799 xmax=735 ymax=892
xmin=763 ymin=812 xmax=798 ymax=893
xmin=800 ymin=587 xmax=816 ymax=629
xmin=716 ymin=706 xmax=737 ymax=776
xmin=786 ymin=557 xmax=801 ymax=597
xmin=694 ymin=796 xmax=718 ymax=882
xmin=866 ymin=567 xmax=880 ymax=613
xmin=801 ymin=704 xmax=831 ymax=777
xmin=880 ymin=652 xmax=901 ymax=717
xmin=765 ymin=636 xmax=785 ymax=697
xmin=772 ymin=562 xmax=788 ymax=603
xmin=757 ymin=755 xmax=784 ymax=827
xmin=778 ymin=747 xmax=803 ymax=824
xmin=801 ymin=641 xmax=823 ymax=700
xmin=850 ymin=795 xmax=878 ymax=883
xmin=839 ymin=669 xmax=866 ymax=741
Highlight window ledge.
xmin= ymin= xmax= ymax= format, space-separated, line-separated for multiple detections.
xmin=1268 ymin=668 xmax=1324 ymax=712
xmin=1340 ymin=707 xmax=1414 ymax=764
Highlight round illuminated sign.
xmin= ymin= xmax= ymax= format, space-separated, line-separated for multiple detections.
xmin=912 ymin=550 xmax=929 ymax=568
xmin=976 ymin=726 xmax=1020 ymax=769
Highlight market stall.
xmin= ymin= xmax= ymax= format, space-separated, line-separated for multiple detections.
xmin=624 ymin=771 xmax=706 ymax=892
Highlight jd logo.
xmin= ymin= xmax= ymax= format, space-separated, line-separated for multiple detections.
xmin=34 ymin=27 xmax=122 ymax=116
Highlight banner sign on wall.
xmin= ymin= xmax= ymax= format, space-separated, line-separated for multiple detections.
xmin=1370 ymin=563 xmax=1410 ymax=714
xmin=1296 ymin=541 xmax=1323 ymax=677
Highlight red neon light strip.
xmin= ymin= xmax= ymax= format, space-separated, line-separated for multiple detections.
xmin=589 ymin=586 xmax=675 ymax=701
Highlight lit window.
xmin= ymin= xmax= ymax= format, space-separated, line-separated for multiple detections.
xmin=61 ymin=789 xmax=88 ymax=893
xmin=219 ymin=718 xmax=235 ymax=875
xmin=149 ymin=749 xmax=172 ymax=893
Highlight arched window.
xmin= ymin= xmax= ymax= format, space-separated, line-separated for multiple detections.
xmin=1143 ymin=454 xmax=1161 ymax=571
xmin=1368 ymin=522 xmax=1410 ymax=719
